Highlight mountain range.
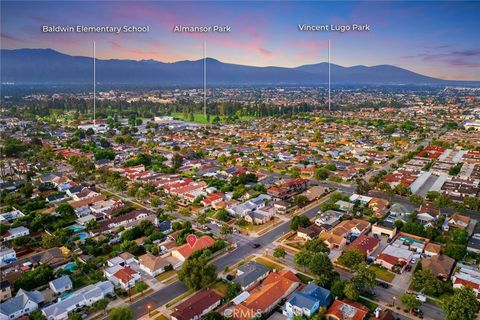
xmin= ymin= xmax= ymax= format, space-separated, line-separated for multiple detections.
xmin=1 ymin=48 xmax=476 ymax=86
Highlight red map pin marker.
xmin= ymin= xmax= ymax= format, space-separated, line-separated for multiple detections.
xmin=187 ymin=234 xmax=197 ymax=248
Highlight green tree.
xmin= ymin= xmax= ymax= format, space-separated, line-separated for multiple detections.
xmin=108 ymin=307 xmax=134 ymax=320
xmin=134 ymin=281 xmax=148 ymax=296
xmin=290 ymin=215 xmax=311 ymax=231
xmin=178 ymin=253 xmax=217 ymax=290
xmin=292 ymin=195 xmax=309 ymax=207
xmin=330 ymin=279 xmax=345 ymax=299
xmin=225 ymin=281 xmax=241 ymax=300
xmin=400 ymin=294 xmax=422 ymax=312
xmin=315 ymin=167 xmax=329 ymax=180
xmin=409 ymin=194 xmax=423 ymax=206
xmin=351 ymin=262 xmax=376 ymax=291
xmin=411 ymin=270 xmax=446 ymax=297
xmin=93 ymin=299 xmax=109 ymax=314
xmin=294 ymin=250 xmax=312 ymax=268
xmin=338 ymin=248 xmax=365 ymax=269
xmin=344 ymin=282 xmax=359 ymax=301
xmin=68 ymin=312 xmax=82 ymax=320
xmin=273 ymin=247 xmax=286 ymax=259
xmin=56 ymin=203 xmax=75 ymax=216
xmin=442 ymin=287 xmax=480 ymax=320
xmin=308 ymin=253 xmax=335 ymax=287
xmin=304 ymin=238 xmax=329 ymax=254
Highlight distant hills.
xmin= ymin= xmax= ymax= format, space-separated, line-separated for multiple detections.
xmin=1 ymin=48 xmax=477 ymax=86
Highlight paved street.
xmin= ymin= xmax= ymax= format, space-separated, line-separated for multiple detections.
xmin=130 ymin=198 xmax=325 ymax=318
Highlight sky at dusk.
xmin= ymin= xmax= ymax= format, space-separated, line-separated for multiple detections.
xmin=2 ymin=1 xmax=480 ymax=80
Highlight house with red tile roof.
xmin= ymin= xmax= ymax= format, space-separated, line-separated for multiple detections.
xmin=326 ymin=299 xmax=369 ymax=320
xmin=171 ymin=288 xmax=222 ymax=320
xmin=171 ymin=235 xmax=216 ymax=262
xmin=231 ymin=270 xmax=301 ymax=320
xmin=348 ymin=234 xmax=380 ymax=256
xmin=104 ymin=265 xmax=141 ymax=290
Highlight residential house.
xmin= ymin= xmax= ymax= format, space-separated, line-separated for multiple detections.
xmin=1 ymin=227 xmax=29 ymax=242
xmin=171 ymin=235 xmax=216 ymax=262
xmin=375 ymin=245 xmax=413 ymax=272
xmin=452 ymin=264 xmax=480 ymax=297
xmin=335 ymin=200 xmax=354 ymax=213
xmin=171 ymin=288 xmax=222 ymax=320
xmin=49 ymin=275 xmax=73 ymax=295
xmin=368 ymin=198 xmax=390 ymax=219
xmin=228 ymin=194 xmax=271 ymax=218
xmin=348 ymin=234 xmax=380 ymax=256
xmin=445 ymin=213 xmax=471 ymax=231
xmin=325 ymin=299 xmax=368 ymax=320
xmin=138 ymin=253 xmax=181 ymax=276
xmin=417 ymin=203 xmax=441 ymax=224
xmin=0 ymin=210 xmax=24 ymax=224
xmin=0 ymin=280 xmax=12 ymax=302
xmin=320 ymin=219 xmax=370 ymax=250
xmin=421 ymin=255 xmax=455 ymax=280
xmin=41 ymin=281 xmax=114 ymax=320
xmin=0 ymin=289 xmax=44 ymax=320
xmin=232 ymin=270 xmax=301 ymax=319
xmin=297 ymin=225 xmax=326 ymax=241
xmin=0 ymin=248 xmax=16 ymax=264
xmin=104 ymin=265 xmax=141 ymax=290
xmin=300 ymin=186 xmax=328 ymax=202
xmin=284 ymin=283 xmax=333 ymax=319
xmin=315 ymin=210 xmax=344 ymax=227
xmin=371 ymin=220 xmax=397 ymax=239
xmin=234 ymin=261 xmax=270 ymax=291
xmin=244 ymin=205 xmax=276 ymax=225
xmin=39 ymin=247 xmax=67 ymax=268
xmin=424 ymin=243 xmax=442 ymax=256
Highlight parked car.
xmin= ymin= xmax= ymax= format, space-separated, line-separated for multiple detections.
xmin=405 ymin=264 xmax=412 ymax=272
xmin=412 ymin=308 xmax=424 ymax=318
xmin=411 ymin=258 xmax=417 ymax=264
xmin=251 ymin=243 xmax=261 ymax=248
xmin=377 ymin=281 xmax=389 ymax=289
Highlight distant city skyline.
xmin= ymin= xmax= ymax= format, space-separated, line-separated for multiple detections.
xmin=2 ymin=1 xmax=480 ymax=80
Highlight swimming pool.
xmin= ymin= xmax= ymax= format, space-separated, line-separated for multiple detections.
xmin=63 ymin=262 xmax=76 ymax=272
xmin=67 ymin=224 xmax=85 ymax=232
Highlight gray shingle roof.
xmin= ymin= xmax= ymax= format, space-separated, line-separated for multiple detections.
xmin=235 ymin=261 xmax=269 ymax=288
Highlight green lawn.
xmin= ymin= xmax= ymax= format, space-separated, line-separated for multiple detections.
xmin=210 ymin=281 xmax=228 ymax=297
xmin=255 ymin=257 xmax=284 ymax=271
xmin=359 ymin=297 xmax=378 ymax=312
xmin=369 ymin=265 xmax=395 ymax=282
xmin=295 ymin=273 xmax=314 ymax=284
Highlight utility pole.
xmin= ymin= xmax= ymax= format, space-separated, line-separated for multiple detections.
xmin=93 ymin=41 xmax=96 ymax=128
xmin=203 ymin=40 xmax=207 ymax=118
xmin=328 ymin=39 xmax=331 ymax=112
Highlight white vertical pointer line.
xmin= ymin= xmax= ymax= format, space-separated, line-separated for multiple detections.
xmin=93 ymin=41 xmax=96 ymax=128
xmin=203 ymin=40 xmax=207 ymax=117
xmin=328 ymin=39 xmax=331 ymax=112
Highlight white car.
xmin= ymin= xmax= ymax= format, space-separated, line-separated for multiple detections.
xmin=411 ymin=258 xmax=417 ymax=264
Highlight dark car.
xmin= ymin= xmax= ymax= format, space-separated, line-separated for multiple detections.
xmin=405 ymin=264 xmax=413 ymax=272
xmin=251 ymin=243 xmax=261 ymax=248
xmin=412 ymin=308 xmax=423 ymax=318
xmin=226 ymin=274 xmax=235 ymax=281
xmin=377 ymin=281 xmax=389 ymax=289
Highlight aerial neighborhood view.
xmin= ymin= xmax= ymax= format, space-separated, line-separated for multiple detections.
xmin=1 ymin=1 xmax=480 ymax=320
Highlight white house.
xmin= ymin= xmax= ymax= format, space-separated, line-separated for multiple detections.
xmin=0 ymin=248 xmax=16 ymax=264
xmin=0 ymin=289 xmax=44 ymax=320
xmin=103 ymin=265 xmax=141 ymax=290
xmin=1 ymin=227 xmax=29 ymax=241
xmin=49 ymin=275 xmax=73 ymax=295
xmin=42 ymin=281 xmax=114 ymax=320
